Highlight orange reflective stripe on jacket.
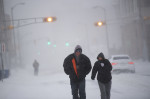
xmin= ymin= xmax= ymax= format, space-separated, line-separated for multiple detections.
xmin=72 ymin=58 xmax=78 ymax=77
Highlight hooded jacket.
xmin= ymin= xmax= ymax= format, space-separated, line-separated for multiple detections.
xmin=63 ymin=45 xmax=91 ymax=82
xmin=91 ymin=53 xmax=112 ymax=83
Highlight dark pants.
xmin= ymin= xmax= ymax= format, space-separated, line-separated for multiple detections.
xmin=34 ymin=68 xmax=39 ymax=76
xmin=70 ymin=79 xmax=86 ymax=99
xmin=98 ymin=81 xmax=111 ymax=99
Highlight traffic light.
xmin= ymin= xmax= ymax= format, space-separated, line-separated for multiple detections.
xmin=96 ymin=21 xmax=103 ymax=26
xmin=43 ymin=17 xmax=57 ymax=22
xmin=47 ymin=41 xmax=51 ymax=45
xmin=53 ymin=44 xmax=56 ymax=47
xmin=144 ymin=16 xmax=150 ymax=20
xmin=65 ymin=43 xmax=69 ymax=47
xmin=8 ymin=25 xmax=14 ymax=29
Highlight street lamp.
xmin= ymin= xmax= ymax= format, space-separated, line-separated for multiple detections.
xmin=11 ymin=2 xmax=25 ymax=66
xmin=43 ymin=17 xmax=57 ymax=22
xmin=47 ymin=17 xmax=53 ymax=22
xmin=96 ymin=21 xmax=103 ymax=27
xmin=11 ymin=2 xmax=25 ymax=49
xmin=95 ymin=6 xmax=110 ymax=57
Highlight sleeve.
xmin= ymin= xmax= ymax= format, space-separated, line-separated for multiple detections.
xmin=85 ymin=56 xmax=92 ymax=75
xmin=63 ymin=55 xmax=71 ymax=75
xmin=106 ymin=59 xmax=112 ymax=71
xmin=91 ymin=62 xmax=98 ymax=80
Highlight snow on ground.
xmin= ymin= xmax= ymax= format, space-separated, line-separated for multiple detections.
xmin=0 ymin=60 xmax=150 ymax=99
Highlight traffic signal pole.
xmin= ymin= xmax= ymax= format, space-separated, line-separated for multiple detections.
xmin=3 ymin=16 xmax=56 ymax=68
xmin=0 ymin=43 xmax=5 ymax=82
xmin=4 ymin=16 xmax=57 ymax=29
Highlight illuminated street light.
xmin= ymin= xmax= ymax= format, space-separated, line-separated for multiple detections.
xmin=47 ymin=17 xmax=53 ymax=22
xmin=43 ymin=17 xmax=57 ymax=22
xmin=97 ymin=21 xmax=103 ymax=26
xmin=94 ymin=6 xmax=110 ymax=57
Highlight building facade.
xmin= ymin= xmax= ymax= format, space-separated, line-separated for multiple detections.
xmin=0 ymin=0 xmax=12 ymax=70
xmin=106 ymin=0 xmax=150 ymax=61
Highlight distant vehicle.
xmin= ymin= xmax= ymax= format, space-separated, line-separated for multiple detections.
xmin=109 ymin=55 xmax=135 ymax=73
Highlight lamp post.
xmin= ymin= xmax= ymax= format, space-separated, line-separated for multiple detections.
xmin=95 ymin=6 xmax=110 ymax=57
xmin=11 ymin=2 xmax=25 ymax=66
xmin=11 ymin=2 xmax=25 ymax=50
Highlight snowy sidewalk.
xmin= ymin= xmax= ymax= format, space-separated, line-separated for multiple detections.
xmin=0 ymin=61 xmax=150 ymax=99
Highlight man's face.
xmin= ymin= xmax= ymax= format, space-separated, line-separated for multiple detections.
xmin=98 ymin=57 xmax=103 ymax=60
xmin=75 ymin=51 xmax=81 ymax=56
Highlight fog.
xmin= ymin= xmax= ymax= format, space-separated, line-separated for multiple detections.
xmin=1 ymin=0 xmax=149 ymax=72
xmin=1 ymin=0 xmax=150 ymax=99
xmin=3 ymin=0 xmax=113 ymax=71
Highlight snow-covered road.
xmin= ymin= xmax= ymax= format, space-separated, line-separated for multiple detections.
xmin=0 ymin=61 xmax=150 ymax=99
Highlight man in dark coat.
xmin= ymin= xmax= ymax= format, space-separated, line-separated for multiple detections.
xmin=33 ymin=60 xmax=39 ymax=76
xmin=63 ymin=45 xmax=92 ymax=99
xmin=91 ymin=52 xmax=112 ymax=99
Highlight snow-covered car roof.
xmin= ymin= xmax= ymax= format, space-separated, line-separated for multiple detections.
xmin=111 ymin=55 xmax=130 ymax=57
xmin=112 ymin=54 xmax=129 ymax=57
xmin=109 ymin=55 xmax=132 ymax=61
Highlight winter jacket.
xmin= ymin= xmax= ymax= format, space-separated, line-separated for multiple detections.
xmin=91 ymin=53 xmax=112 ymax=83
xmin=63 ymin=53 xmax=92 ymax=82
xmin=33 ymin=61 xmax=39 ymax=69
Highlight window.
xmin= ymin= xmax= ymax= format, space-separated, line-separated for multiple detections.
xmin=113 ymin=56 xmax=129 ymax=60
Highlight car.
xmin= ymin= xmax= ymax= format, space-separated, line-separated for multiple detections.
xmin=109 ymin=55 xmax=135 ymax=73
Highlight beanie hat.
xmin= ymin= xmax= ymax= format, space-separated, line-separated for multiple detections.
xmin=74 ymin=45 xmax=82 ymax=53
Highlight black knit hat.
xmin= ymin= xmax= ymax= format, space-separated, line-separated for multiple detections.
xmin=74 ymin=45 xmax=82 ymax=53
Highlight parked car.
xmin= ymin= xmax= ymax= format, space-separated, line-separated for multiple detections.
xmin=109 ymin=55 xmax=135 ymax=73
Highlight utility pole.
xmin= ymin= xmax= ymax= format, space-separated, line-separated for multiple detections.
xmin=95 ymin=6 xmax=109 ymax=57
xmin=0 ymin=43 xmax=5 ymax=82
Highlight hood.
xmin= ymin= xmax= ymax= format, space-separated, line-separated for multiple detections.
xmin=74 ymin=45 xmax=82 ymax=53
xmin=97 ymin=52 xmax=105 ymax=60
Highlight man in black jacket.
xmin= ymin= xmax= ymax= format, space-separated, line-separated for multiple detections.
xmin=91 ymin=52 xmax=112 ymax=99
xmin=63 ymin=45 xmax=92 ymax=99
xmin=33 ymin=59 xmax=39 ymax=76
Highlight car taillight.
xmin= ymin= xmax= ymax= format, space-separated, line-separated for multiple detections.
xmin=128 ymin=62 xmax=134 ymax=64
xmin=111 ymin=63 xmax=117 ymax=65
